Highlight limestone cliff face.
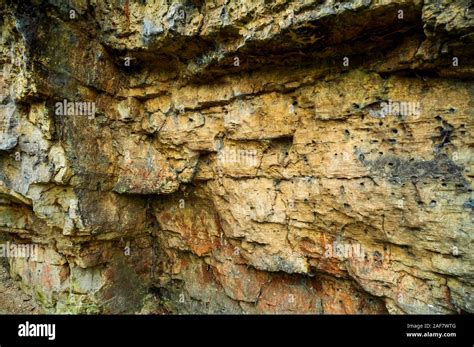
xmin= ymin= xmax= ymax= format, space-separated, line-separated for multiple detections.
xmin=0 ymin=0 xmax=472 ymax=314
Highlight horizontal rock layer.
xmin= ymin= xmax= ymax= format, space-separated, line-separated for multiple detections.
xmin=0 ymin=0 xmax=472 ymax=314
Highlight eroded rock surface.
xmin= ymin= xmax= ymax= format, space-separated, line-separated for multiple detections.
xmin=0 ymin=0 xmax=472 ymax=314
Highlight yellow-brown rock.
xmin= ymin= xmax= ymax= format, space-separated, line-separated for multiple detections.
xmin=0 ymin=0 xmax=472 ymax=314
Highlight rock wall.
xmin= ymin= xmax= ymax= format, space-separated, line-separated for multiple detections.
xmin=0 ymin=0 xmax=472 ymax=314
